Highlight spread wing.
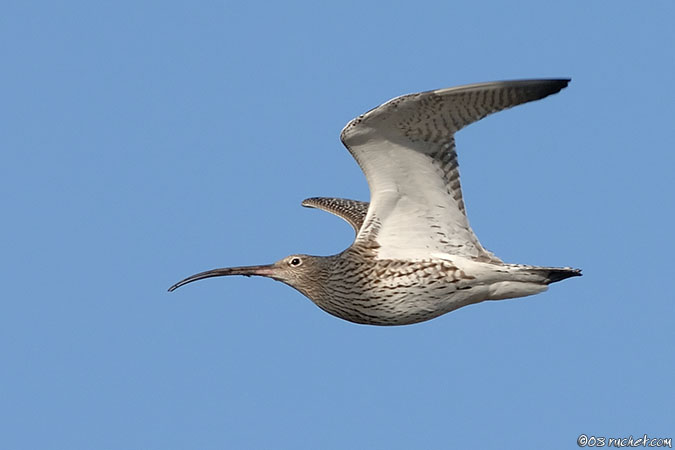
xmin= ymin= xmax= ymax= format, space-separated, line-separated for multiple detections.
xmin=340 ymin=79 xmax=570 ymax=260
xmin=302 ymin=197 xmax=369 ymax=235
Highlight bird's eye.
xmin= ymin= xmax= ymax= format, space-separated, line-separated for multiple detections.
xmin=289 ymin=257 xmax=302 ymax=267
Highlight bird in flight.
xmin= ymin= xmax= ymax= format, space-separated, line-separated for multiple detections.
xmin=169 ymin=79 xmax=581 ymax=325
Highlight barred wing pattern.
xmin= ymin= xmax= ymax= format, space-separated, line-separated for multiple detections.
xmin=340 ymin=79 xmax=569 ymax=261
xmin=302 ymin=197 xmax=369 ymax=235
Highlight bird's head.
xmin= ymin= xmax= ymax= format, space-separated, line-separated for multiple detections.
xmin=168 ymin=254 xmax=327 ymax=299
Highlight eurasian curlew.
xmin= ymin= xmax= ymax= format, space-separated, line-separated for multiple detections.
xmin=169 ymin=79 xmax=581 ymax=326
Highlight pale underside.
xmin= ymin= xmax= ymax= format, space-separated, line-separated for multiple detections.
xmin=305 ymin=79 xmax=570 ymax=262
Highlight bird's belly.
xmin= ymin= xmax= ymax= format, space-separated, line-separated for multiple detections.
xmin=316 ymin=277 xmax=488 ymax=326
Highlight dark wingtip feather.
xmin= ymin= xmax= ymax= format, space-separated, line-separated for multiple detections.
xmin=542 ymin=78 xmax=571 ymax=95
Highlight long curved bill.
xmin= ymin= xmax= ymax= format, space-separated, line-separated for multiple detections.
xmin=168 ymin=264 xmax=277 ymax=292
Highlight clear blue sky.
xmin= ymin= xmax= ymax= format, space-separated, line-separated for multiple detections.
xmin=2 ymin=1 xmax=673 ymax=448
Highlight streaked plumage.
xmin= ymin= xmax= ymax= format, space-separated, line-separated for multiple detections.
xmin=169 ymin=79 xmax=581 ymax=325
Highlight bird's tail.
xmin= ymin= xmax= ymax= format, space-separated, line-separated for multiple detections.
xmin=513 ymin=265 xmax=582 ymax=284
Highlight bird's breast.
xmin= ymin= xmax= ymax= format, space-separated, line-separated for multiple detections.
xmin=309 ymin=259 xmax=483 ymax=325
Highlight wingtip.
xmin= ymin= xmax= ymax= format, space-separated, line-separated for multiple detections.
xmin=551 ymin=78 xmax=571 ymax=91
xmin=521 ymin=78 xmax=571 ymax=94
xmin=301 ymin=197 xmax=318 ymax=208
xmin=522 ymin=78 xmax=571 ymax=101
